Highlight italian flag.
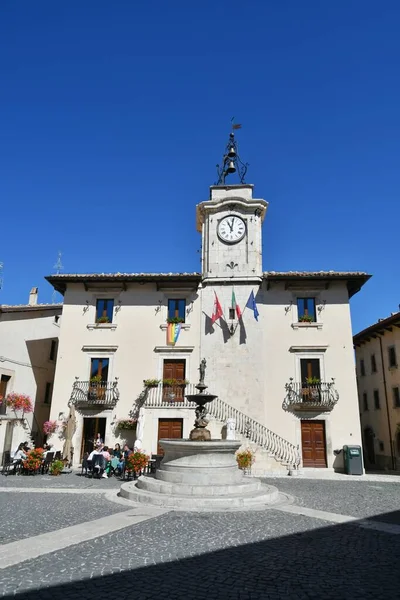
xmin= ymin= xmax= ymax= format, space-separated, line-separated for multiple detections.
xmin=232 ymin=290 xmax=242 ymax=319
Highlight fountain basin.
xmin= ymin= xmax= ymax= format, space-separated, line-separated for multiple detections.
xmin=120 ymin=438 xmax=281 ymax=510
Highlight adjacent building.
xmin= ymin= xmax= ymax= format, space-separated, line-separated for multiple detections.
xmin=45 ymin=148 xmax=370 ymax=473
xmin=0 ymin=288 xmax=62 ymax=462
xmin=354 ymin=312 xmax=400 ymax=471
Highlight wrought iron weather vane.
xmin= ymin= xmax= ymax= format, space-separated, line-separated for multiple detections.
xmin=216 ymin=121 xmax=249 ymax=185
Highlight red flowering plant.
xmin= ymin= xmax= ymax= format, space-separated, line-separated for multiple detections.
xmin=43 ymin=420 xmax=58 ymax=435
xmin=3 ymin=393 xmax=33 ymax=413
xmin=125 ymin=451 xmax=149 ymax=475
xmin=23 ymin=448 xmax=44 ymax=472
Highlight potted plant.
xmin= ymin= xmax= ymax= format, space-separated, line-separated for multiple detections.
xmin=23 ymin=448 xmax=44 ymax=473
xmin=89 ymin=375 xmax=105 ymax=400
xmin=143 ymin=379 xmax=160 ymax=388
xmin=49 ymin=459 xmax=64 ymax=476
xmin=298 ymin=314 xmax=314 ymax=323
xmin=2 ymin=392 xmax=33 ymax=414
xmin=96 ymin=315 xmax=110 ymax=324
xmin=116 ymin=419 xmax=137 ymax=430
xmin=126 ymin=450 xmax=149 ymax=476
xmin=304 ymin=377 xmax=321 ymax=401
xmin=43 ymin=420 xmax=58 ymax=436
xmin=236 ymin=449 xmax=255 ymax=474
xmin=167 ymin=316 xmax=185 ymax=324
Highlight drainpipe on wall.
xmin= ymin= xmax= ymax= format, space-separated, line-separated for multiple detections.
xmin=378 ymin=335 xmax=395 ymax=470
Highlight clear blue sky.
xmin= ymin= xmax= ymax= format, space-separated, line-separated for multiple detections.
xmin=1 ymin=1 xmax=399 ymax=334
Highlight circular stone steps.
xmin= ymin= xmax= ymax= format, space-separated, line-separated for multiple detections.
xmin=136 ymin=475 xmax=262 ymax=497
xmin=120 ymin=479 xmax=280 ymax=510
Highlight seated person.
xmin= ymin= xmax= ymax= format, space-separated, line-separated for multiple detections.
xmin=113 ymin=443 xmax=122 ymax=459
xmin=13 ymin=443 xmax=27 ymax=465
xmin=116 ymin=444 xmax=132 ymax=474
xmin=101 ymin=446 xmax=112 ymax=479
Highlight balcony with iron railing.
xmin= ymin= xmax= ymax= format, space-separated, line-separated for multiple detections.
xmin=145 ymin=383 xmax=197 ymax=408
xmin=70 ymin=377 xmax=120 ymax=410
xmin=283 ymin=378 xmax=339 ymax=413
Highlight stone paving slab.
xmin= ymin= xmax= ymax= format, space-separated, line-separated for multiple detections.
xmin=0 ymin=492 xmax=127 ymax=545
xmin=0 ymin=473 xmax=122 ymax=490
xmin=0 ymin=509 xmax=399 ymax=599
xmin=263 ymin=478 xmax=400 ymax=521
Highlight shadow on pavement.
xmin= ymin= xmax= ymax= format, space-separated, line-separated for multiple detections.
xmin=8 ymin=509 xmax=400 ymax=600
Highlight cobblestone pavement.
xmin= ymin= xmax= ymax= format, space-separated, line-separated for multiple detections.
xmin=1 ymin=508 xmax=399 ymax=599
xmin=262 ymin=477 xmax=400 ymax=522
xmin=0 ymin=479 xmax=399 ymax=599
xmin=0 ymin=492 xmax=126 ymax=544
xmin=0 ymin=472 xmax=122 ymax=490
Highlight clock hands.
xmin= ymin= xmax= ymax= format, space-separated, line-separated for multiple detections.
xmin=229 ymin=218 xmax=235 ymax=232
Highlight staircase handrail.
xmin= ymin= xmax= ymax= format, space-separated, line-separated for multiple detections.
xmin=208 ymin=396 xmax=300 ymax=469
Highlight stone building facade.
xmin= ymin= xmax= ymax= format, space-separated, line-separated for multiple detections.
xmin=354 ymin=312 xmax=400 ymax=471
xmin=45 ymin=178 xmax=370 ymax=474
xmin=0 ymin=288 xmax=62 ymax=462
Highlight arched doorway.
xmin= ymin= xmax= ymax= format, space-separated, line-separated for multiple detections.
xmin=364 ymin=427 xmax=375 ymax=465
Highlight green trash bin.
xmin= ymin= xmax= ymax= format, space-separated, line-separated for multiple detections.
xmin=343 ymin=445 xmax=363 ymax=475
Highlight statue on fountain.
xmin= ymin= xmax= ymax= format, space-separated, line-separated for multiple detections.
xmin=187 ymin=359 xmax=215 ymax=441
xmin=199 ymin=358 xmax=206 ymax=385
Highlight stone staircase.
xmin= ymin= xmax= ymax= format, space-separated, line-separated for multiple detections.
xmin=207 ymin=397 xmax=300 ymax=475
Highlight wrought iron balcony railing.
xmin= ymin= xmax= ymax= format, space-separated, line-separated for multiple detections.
xmin=283 ymin=379 xmax=339 ymax=412
xmin=70 ymin=378 xmax=120 ymax=409
xmin=145 ymin=383 xmax=197 ymax=408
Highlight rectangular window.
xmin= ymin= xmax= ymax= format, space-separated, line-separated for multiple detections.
xmin=371 ymin=354 xmax=377 ymax=373
xmin=379 ymin=441 xmax=384 ymax=452
xmin=229 ymin=308 xmax=235 ymax=320
xmin=49 ymin=340 xmax=57 ymax=361
xmin=388 ymin=346 xmax=397 ymax=368
xmin=96 ymin=299 xmax=114 ymax=323
xmin=167 ymin=299 xmax=186 ymax=322
xmin=393 ymin=387 xmax=400 ymax=408
xmin=297 ymin=298 xmax=316 ymax=322
xmin=360 ymin=359 xmax=366 ymax=377
xmin=44 ymin=382 xmax=52 ymax=405
xmin=0 ymin=375 xmax=11 ymax=415
xmin=90 ymin=358 xmax=109 ymax=382
xmin=373 ymin=389 xmax=380 ymax=410
xmin=300 ymin=358 xmax=321 ymax=383
xmin=363 ymin=392 xmax=368 ymax=411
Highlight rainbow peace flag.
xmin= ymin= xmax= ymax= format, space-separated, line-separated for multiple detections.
xmin=167 ymin=322 xmax=182 ymax=345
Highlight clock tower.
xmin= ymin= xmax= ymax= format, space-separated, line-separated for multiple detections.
xmin=196 ymin=132 xmax=268 ymax=282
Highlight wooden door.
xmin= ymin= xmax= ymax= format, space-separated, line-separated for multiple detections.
xmin=301 ymin=420 xmax=327 ymax=467
xmin=162 ymin=359 xmax=186 ymax=401
xmin=157 ymin=418 xmax=183 ymax=455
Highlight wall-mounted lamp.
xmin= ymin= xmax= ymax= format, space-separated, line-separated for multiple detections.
xmin=284 ymin=301 xmax=293 ymax=315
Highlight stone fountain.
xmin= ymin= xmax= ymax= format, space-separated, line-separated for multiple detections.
xmin=120 ymin=361 xmax=280 ymax=510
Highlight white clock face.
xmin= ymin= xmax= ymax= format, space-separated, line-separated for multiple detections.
xmin=217 ymin=216 xmax=246 ymax=244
